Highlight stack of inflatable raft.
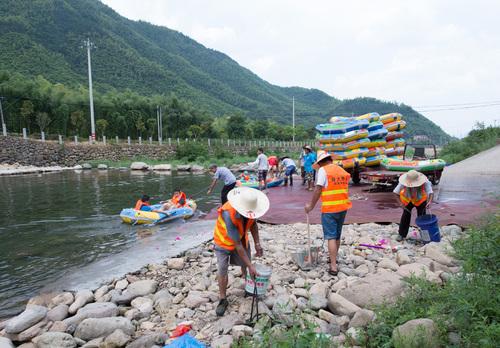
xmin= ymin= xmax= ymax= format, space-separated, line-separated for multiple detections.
xmin=316 ymin=112 xmax=407 ymax=168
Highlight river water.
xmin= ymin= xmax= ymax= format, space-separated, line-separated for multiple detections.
xmin=0 ymin=169 xmax=219 ymax=318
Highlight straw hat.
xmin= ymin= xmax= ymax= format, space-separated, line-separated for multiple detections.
xmin=312 ymin=151 xmax=332 ymax=170
xmin=399 ymin=170 xmax=427 ymax=187
xmin=227 ymin=186 xmax=270 ymax=219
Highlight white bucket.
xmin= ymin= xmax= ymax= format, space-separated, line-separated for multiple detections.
xmin=245 ymin=264 xmax=272 ymax=296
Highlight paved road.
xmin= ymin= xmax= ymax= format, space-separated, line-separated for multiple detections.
xmin=437 ymin=145 xmax=500 ymax=202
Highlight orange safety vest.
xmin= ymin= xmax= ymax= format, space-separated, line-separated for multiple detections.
xmin=400 ymin=186 xmax=427 ymax=207
xmin=213 ymin=202 xmax=255 ymax=251
xmin=321 ymin=164 xmax=352 ymax=213
xmin=171 ymin=192 xmax=187 ymax=207
xmin=134 ymin=200 xmax=150 ymax=210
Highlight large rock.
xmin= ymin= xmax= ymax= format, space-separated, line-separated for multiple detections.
xmin=338 ymin=271 xmax=404 ymax=308
xmin=176 ymin=164 xmax=191 ymax=172
xmin=0 ymin=337 xmax=14 ymax=348
xmin=126 ymin=334 xmax=168 ymax=348
xmin=74 ymin=317 xmax=135 ymax=341
xmin=308 ymin=282 xmax=328 ymax=310
xmin=131 ymin=297 xmax=153 ymax=317
xmin=167 ymin=258 xmax=185 ymax=270
xmin=130 ymin=162 xmax=149 ymax=170
xmin=46 ymin=304 xmax=69 ymax=322
xmin=82 ymin=163 xmax=92 ymax=170
xmin=191 ymin=164 xmax=204 ymax=172
xmin=112 ymin=280 xmax=157 ymax=304
xmin=397 ymin=263 xmax=442 ymax=284
xmin=396 ymin=250 xmax=412 ymax=265
xmin=68 ymin=290 xmax=94 ymax=314
xmin=327 ymin=293 xmax=361 ymax=317
xmin=50 ymin=292 xmax=74 ymax=307
xmin=211 ymin=335 xmax=233 ymax=348
xmin=183 ymin=291 xmax=210 ymax=309
xmin=152 ymin=164 xmax=172 ymax=171
xmin=392 ymin=318 xmax=439 ymax=348
xmin=424 ymin=242 xmax=455 ymax=266
xmin=97 ymin=164 xmax=108 ymax=170
xmin=213 ymin=313 xmax=245 ymax=335
xmin=33 ymin=332 xmax=76 ymax=348
xmin=4 ymin=305 xmax=47 ymax=334
xmin=63 ymin=302 xmax=119 ymax=332
xmin=378 ymin=258 xmax=399 ymax=271
xmin=349 ymin=309 xmax=375 ymax=328
xmin=232 ymin=325 xmax=253 ymax=339
xmin=102 ymin=329 xmax=131 ymax=348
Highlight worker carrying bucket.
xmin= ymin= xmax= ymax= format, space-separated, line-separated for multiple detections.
xmin=393 ymin=170 xmax=438 ymax=242
xmin=212 ymin=186 xmax=270 ymax=317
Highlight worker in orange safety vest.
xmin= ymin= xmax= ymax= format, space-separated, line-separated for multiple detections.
xmin=305 ymin=152 xmax=352 ymax=276
xmin=393 ymin=170 xmax=433 ymax=241
xmin=213 ymin=186 xmax=269 ymax=317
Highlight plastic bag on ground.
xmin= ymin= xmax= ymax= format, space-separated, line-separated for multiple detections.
xmin=164 ymin=334 xmax=206 ymax=348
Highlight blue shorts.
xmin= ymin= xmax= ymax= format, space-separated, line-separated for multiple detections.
xmin=285 ymin=165 xmax=296 ymax=176
xmin=321 ymin=211 xmax=347 ymax=240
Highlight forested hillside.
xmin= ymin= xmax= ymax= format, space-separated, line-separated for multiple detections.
xmin=0 ymin=0 xmax=451 ymax=143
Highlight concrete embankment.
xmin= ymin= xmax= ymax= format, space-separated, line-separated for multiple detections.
xmin=0 ymin=222 xmax=464 ymax=347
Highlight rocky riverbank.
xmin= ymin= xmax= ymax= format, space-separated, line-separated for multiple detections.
xmin=0 ymin=222 xmax=463 ymax=348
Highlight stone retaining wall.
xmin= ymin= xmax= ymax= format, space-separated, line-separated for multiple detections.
xmin=0 ymin=136 xmax=303 ymax=167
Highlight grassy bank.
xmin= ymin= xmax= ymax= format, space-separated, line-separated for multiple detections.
xmin=440 ymin=124 xmax=499 ymax=164
xmin=365 ymin=213 xmax=500 ymax=347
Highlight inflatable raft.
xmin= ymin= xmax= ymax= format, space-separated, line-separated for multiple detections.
xmin=367 ymin=121 xmax=384 ymax=131
xmin=385 ymin=146 xmax=405 ymax=157
xmin=120 ymin=200 xmax=197 ymax=225
xmin=365 ymin=155 xmax=384 ymax=167
xmin=385 ymin=131 xmax=405 ymax=141
xmin=367 ymin=128 xmax=388 ymax=140
xmin=355 ymin=112 xmax=380 ymax=122
xmin=317 ymin=129 xmax=369 ymax=143
xmin=385 ymin=120 xmax=406 ymax=132
xmin=331 ymin=147 xmax=369 ymax=160
xmin=333 ymin=156 xmax=366 ymax=169
xmin=319 ymin=138 xmax=370 ymax=151
xmin=380 ymin=113 xmax=402 ymax=124
xmin=237 ymin=177 xmax=284 ymax=189
xmin=316 ymin=119 xmax=369 ymax=134
xmin=365 ymin=147 xmax=386 ymax=157
xmin=364 ymin=139 xmax=387 ymax=148
xmin=381 ymin=158 xmax=446 ymax=172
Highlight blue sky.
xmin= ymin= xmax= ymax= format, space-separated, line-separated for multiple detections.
xmin=102 ymin=0 xmax=500 ymax=137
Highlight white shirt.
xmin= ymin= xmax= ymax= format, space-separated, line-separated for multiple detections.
xmin=282 ymin=158 xmax=296 ymax=168
xmin=316 ymin=167 xmax=328 ymax=188
xmin=251 ymin=153 xmax=269 ymax=170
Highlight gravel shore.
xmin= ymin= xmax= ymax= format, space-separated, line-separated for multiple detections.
xmin=0 ymin=222 xmax=463 ymax=347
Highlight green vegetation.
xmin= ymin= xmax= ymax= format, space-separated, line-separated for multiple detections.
xmin=440 ymin=123 xmax=500 ymax=164
xmin=365 ymin=214 xmax=500 ymax=347
xmin=235 ymin=315 xmax=332 ymax=348
xmin=0 ymin=0 xmax=451 ymax=143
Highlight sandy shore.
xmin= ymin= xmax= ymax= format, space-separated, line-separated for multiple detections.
xmin=0 ymin=222 xmax=463 ymax=347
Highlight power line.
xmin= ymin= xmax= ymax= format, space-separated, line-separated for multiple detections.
xmin=416 ymin=102 xmax=500 ymax=112
xmin=414 ymin=99 xmax=500 ymax=108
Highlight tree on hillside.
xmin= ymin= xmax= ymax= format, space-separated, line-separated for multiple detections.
xmin=96 ymin=119 xmax=109 ymax=138
xmin=35 ymin=112 xmax=50 ymax=135
xmin=146 ymin=118 xmax=156 ymax=138
xmin=20 ymin=100 xmax=34 ymax=133
xmin=135 ymin=116 xmax=145 ymax=137
xmin=187 ymin=124 xmax=203 ymax=139
xmin=70 ymin=110 xmax=86 ymax=136
xmin=226 ymin=113 xmax=247 ymax=139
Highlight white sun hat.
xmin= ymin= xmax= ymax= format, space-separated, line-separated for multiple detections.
xmin=227 ymin=186 xmax=270 ymax=219
xmin=312 ymin=151 xmax=333 ymax=170
xmin=399 ymin=170 xmax=427 ymax=188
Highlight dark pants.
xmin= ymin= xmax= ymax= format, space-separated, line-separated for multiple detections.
xmin=399 ymin=202 xmax=427 ymax=238
xmin=221 ymin=182 xmax=236 ymax=204
xmin=301 ymin=166 xmax=305 ymax=184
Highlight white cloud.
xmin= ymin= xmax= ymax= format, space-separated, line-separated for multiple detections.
xmin=101 ymin=0 xmax=500 ymax=137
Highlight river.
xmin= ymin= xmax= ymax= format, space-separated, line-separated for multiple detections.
xmin=0 ymin=169 xmax=219 ymax=318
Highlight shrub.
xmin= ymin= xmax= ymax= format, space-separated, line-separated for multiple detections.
xmin=175 ymin=142 xmax=208 ymax=162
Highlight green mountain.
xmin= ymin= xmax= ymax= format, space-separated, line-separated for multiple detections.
xmin=0 ymin=0 xmax=450 ymax=142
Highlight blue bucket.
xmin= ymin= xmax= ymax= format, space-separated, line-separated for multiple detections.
xmin=415 ymin=214 xmax=440 ymax=243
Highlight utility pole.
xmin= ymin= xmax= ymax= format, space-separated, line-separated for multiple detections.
xmin=83 ymin=38 xmax=96 ymax=142
xmin=0 ymin=97 xmax=6 ymax=136
xmin=292 ymin=96 xmax=295 ymax=142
